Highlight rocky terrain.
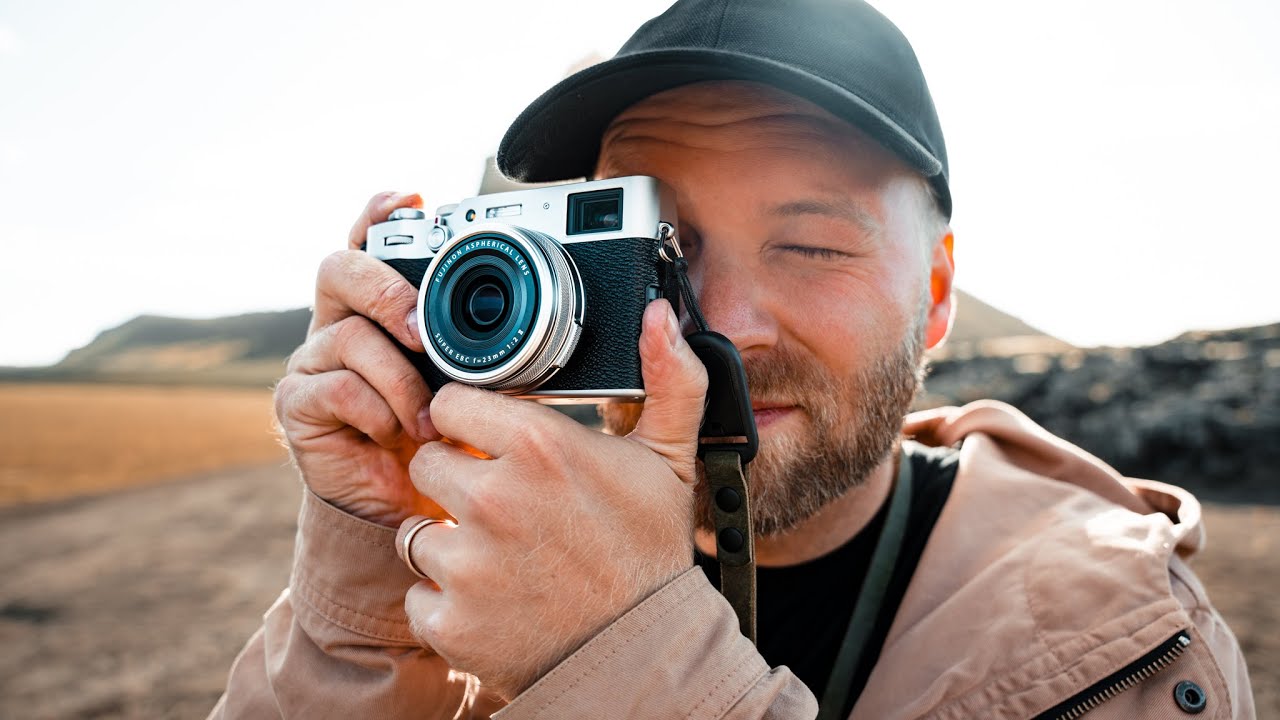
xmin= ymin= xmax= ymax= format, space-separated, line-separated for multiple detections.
xmin=920 ymin=323 xmax=1280 ymax=501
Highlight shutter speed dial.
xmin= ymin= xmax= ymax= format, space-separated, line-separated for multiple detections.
xmin=388 ymin=208 xmax=426 ymax=221
xmin=384 ymin=207 xmax=449 ymax=250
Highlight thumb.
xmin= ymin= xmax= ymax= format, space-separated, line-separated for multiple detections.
xmin=628 ymin=299 xmax=709 ymax=483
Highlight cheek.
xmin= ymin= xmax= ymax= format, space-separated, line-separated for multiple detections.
xmin=766 ymin=265 xmax=912 ymax=372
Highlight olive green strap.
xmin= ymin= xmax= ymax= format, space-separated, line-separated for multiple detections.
xmin=817 ymin=449 xmax=914 ymax=720
xmin=705 ymin=450 xmax=756 ymax=644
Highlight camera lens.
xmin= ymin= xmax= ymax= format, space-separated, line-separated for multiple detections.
xmin=464 ymin=281 xmax=506 ymax=329
xmin=448 ymin=265 xmax=514 ymax=341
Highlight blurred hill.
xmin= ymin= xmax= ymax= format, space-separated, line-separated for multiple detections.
xmin=0 ymin=290 xmax=1062 ymax=387
xmin=0 ymin=309 xmax=310 ymax=387
xmin=940 ymin=291 xmax=1073 ymax=356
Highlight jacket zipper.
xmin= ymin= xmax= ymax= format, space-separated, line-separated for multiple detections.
xmin=1032 ymin=630 xmax=1192 ymax=720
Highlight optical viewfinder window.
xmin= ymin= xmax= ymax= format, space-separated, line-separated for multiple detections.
xmin=567 ymin=188 xmax=623 ymax=235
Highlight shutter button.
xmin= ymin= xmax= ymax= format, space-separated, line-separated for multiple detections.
xmin=1173 ymin=680 xmax=1207 ymax=714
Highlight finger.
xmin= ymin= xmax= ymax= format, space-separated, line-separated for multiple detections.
xmin=311 ymin=249 xmax=425 ymax=352
xmin=404 ymin=579 xmax=447 ymax=654
xmin=288 ymin=315 xmax=437 ymax=443
xmin=277 ymin=369 xmax=404 ymax=449
xmin=628 ymin=299 xmax=709 ymax=483
xmin=395 ymin=514 xmax=458 ymax=586
xmin=407 ymin=439 xmax=489 ymax=520
xmin=428 ymin=382 xmax=574 ymax=459
xmin=348 ymin=191 xmax=423 ymax=250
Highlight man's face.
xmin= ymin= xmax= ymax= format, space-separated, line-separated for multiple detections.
xmin=596 ymin=81 xmax=952 ymax=537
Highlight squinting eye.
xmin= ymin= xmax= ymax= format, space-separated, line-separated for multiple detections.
xmin=784 ymin=246 xmax=849 ymax=260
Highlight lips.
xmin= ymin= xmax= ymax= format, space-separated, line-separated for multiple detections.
xmin=750 ymin=404 xmax=797 ymax=430
xmin=751 ymin=399 xmax=794 ymax=412
xmin=751 ymin=404 xmax=791 ymax=412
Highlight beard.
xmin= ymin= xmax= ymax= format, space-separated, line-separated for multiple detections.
xmin=601 ymin=318 xmax=926 ymax=538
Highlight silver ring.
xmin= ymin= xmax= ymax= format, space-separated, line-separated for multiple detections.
xmin=402 ymin=517 xmax=452 ymax=580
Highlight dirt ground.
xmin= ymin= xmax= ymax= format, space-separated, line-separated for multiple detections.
xmin=0 ymin=463 xmax=1276 ymax=719
xmin=0 ymin=465 xmax=300 ymax=719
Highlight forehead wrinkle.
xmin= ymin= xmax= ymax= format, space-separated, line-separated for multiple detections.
xmin=770 ymin=197 xmax=884 ymax=240
xmin=595 ymin=138 xmax=836 ymax=192
xmin=596 ymin=129 xmax=859 ymax=184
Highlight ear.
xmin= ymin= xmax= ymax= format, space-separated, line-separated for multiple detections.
xmin=924 ymin=231 xmax=955 ymax=350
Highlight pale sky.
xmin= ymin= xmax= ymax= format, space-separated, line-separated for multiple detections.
xmin=2 ymin=0 xmax=1278 ymax=366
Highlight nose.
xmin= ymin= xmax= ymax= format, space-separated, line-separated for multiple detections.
xmin=687 ymin=248 xmax=778 ymax=358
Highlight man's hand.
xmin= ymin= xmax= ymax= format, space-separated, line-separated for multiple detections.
xmin=273 ymin=191 xmax=444 ymax=527
xmin=396 ymin=299 xmax=709 ymax=700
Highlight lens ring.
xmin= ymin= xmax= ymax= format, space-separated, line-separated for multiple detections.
xmin=417 ymin=222 xmax=583 ymax=391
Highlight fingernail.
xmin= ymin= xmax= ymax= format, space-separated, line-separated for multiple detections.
xmin=418 ymin=406 xmax=437 ymax=441
xmin=663 ymin=302 xmax=681 ymax=348
xmin=407 ymin=309 xmax=421 ymax=346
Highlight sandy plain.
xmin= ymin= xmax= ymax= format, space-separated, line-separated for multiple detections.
xmin=0 ymin=383 xmax=286 ymax=507
xmin=0 ymin=383 xmax=1275 ymax=718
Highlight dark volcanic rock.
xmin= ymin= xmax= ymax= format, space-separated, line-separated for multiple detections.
xmin=919 ymin=324 xmax=1280 ymax=501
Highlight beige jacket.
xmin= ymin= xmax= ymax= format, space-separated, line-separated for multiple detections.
xmin=211 ymin=401 xmax=1254 ymax=719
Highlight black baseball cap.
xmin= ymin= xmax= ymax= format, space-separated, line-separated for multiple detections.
xmin=497 ymin=0 xmax=951 ymax=218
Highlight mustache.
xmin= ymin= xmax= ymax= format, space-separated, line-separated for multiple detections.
xmin=742 ymin=346 xmax=843 ymax=407
xmin=601 ymin=344 xmax=850 ymax=437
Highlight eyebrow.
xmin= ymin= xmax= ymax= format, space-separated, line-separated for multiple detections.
xmin=768 ymin=197 xmax=883 ymax=237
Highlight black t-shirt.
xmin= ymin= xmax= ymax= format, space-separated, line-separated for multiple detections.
xmin=695 ymin=440 xmax=959 ymax=716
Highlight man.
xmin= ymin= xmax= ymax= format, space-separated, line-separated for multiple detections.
xmin=213 ymin=0 xmax=1254 ymax=717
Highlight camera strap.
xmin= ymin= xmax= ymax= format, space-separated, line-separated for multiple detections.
xmin=816 ymin=448 xmax=912 ymax=720
xmin=660 ymin=223 xmax=761 ymax=644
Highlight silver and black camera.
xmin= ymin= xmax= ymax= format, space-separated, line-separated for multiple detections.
xmin=366 ymin=176 xmax=681 ymax=402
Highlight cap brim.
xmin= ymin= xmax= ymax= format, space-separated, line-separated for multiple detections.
xmin=497 ymin=48 xmax=948 ymax=213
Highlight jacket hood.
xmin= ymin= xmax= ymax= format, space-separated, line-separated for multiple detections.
xmin=903 ymin=399 xmax=1206 ymax=559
